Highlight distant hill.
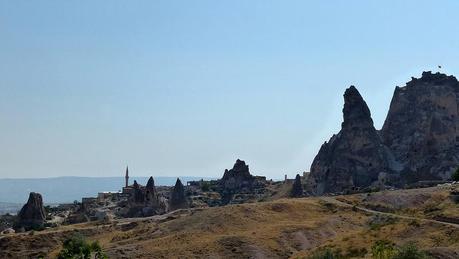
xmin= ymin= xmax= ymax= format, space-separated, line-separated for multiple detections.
xmin=0 ymin=176 xmax=214 ymax=204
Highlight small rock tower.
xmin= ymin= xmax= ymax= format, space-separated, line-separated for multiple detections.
xmin=125 ymin=166 xmax=129 ymax=188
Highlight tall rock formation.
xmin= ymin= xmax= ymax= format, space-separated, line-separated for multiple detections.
xmin=307 ymin=86 xmax=391 ymax=195
xmin=131 ymin=180 xmax=145 ymax=204
xmin=381 ymin=71 xmax=459 ymax=181
xmin=145 ymin=176 xmax=160 ymax=207
xmin=219 ymin=159 xmax=257 ymax=204
xmin=16 ymin=192 xmax=46 ymax=230
xmin=169 ymin=178 xmax=187 ymax=210
xmin=290 ymin=174 xmax=304 ymax=197
xmin=307 ymin=71 xmax=459 ymax=195
xmin=221 ymin=159 xmax=255 ymax=190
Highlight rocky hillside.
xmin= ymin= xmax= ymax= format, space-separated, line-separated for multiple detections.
xmin=1 ymin=185 xmax=458 ymax=258
xmin=308 ymin=71 xmax=459 ymax=195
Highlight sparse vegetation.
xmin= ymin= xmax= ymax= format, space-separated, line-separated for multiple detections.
xmin=3 ymin=186 xmax=457 ymax=258
xmin=309 ymin=248 xmax=344 ymax=259
xmin=392 ymin=242 xmax=428 ymax=259
xmin=372 ymin=240 xmax=428 ymax=259
xmin=372 ymin=240 xmax=396 ymax=259
xmin=57 ymin=234 xmax=107 ymax=259
xmin=368 ymin=215 xmax=397 ymax=230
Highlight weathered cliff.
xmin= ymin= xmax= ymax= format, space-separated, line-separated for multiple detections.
xmin=381 ymin=72 xmax=459 ymax=182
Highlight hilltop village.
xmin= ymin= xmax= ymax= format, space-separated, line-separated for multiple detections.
xmin=1 ymin=159 xmax=305 ymax=233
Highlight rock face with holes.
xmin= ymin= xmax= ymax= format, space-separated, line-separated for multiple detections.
xmin=16 ymin=192 xmax=46 ymax=230
xmin=307 ymin=86 xmax=392 ymax=195
xmin=381 ymin=71 xmax=459 ymax=182
xmin=307 ymin=72 xmax=459 ymax=195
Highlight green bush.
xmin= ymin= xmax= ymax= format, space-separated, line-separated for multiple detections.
xmin=371 ymin=240 xmax=428 ymax=259
xmin=372 ymin=240 xmax=396 ymax=259
xmin=452 ymin=168 xmax=459 ymax=181
xmin=57 ymin=234 xmax=107 ymax=259
xmin=392 ymin=242 xmax=428 ymax=259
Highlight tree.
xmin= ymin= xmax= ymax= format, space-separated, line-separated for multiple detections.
xmin=57 ymin=234 xmax=107 ymax=259
xmin=290 ymin=174 xmax=304 ymax=197
xmin=451 ymin=168 xmax=459 ymax=181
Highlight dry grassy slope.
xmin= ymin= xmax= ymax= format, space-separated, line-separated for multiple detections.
xmin=337 ymin=186 xmax=459 ymax=220
xmin=1 ymin=186 xmax=458 ymax=258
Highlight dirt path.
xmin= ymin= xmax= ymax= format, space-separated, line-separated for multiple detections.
xmin=320 ymin=196 xmax=459 ymax=229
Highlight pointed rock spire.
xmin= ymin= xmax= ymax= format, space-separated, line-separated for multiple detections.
xmin=307 ymin=85 xmax=390 ymax=195
xmin=169 ymin=178 xmax=187 ymax=210
xmin=146 ymin=176 xmax=155 ymax=190
xmin=342 ymin=85 xmax=374 ymax=129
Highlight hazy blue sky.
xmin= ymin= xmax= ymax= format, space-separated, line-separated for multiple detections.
xmin=1 ymin=1 xmax=459 ymax=179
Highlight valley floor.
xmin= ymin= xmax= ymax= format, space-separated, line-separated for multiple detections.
xmin=1 ymin=185 xmax=458 ymax=258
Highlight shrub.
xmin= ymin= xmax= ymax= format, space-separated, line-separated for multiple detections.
xmin=371 ymin=240 xmax=428 ymax=259
xmin=392 ymin=242 xmax=428 ymax=259
xmin=372 ymin=240 xmax=396 ymax=259
xmin=57 ymin=234 xmax=107 ymax=259
xmin=452 ymin=168 xmax=459 ymax=181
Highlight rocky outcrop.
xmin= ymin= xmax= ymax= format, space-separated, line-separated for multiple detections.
xmin=307 ymin=86 xmax=392 ymax=195
xmin=381 ymin=71 xmax=459 ymax=182
xmin=290 ymin=174 xmax=304 ymax=197
xmin=169 ymin=178 xmax=187 ymax=210
xmin=126 ymin=177 xmax=168 ymax=217
xmin=16 ymin=192 xmax=46 ymax=230
xmin=221 ymin=159 xmax=255 ymax=187
xmin=219 ymin=159 xmax=261 ymax=204
xmin=131 ymin=180 xmax=145 ymax=204
xmin=308 ymin=71 xmax=459 ymax=194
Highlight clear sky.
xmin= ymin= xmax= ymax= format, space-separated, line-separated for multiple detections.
xmin=1 ymin=1 xmax=459 ymax=179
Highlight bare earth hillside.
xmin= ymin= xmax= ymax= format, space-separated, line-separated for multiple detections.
xmin=1 ymin=185 xmax=458 ymax=258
